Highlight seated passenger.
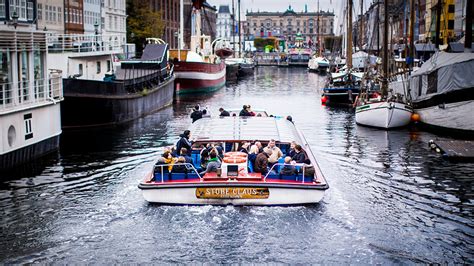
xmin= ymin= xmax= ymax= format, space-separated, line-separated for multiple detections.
xmin=200 ymin=147 xmax=210 ymax=169
xmin=286 ymin=141 xmax=297 ymax=158
xmin=172 ymin=157 xmax=188 ymax=173
xmin=280 ymin=156 xmax=296 ymax=175
xmin=254 ymin=149 xmax=272 ymax=175
xmin=199 ymin=151 xmax=221 ymax=176
xmin=239 ymin=142 xmax=250 ymax=154
xmin=291 ymin=144 xmax=307 ymax=164
xmin=239 ymin=105 xmax=251 ymax=116
xmin=156 ymin=151 xmax=175 ymax=172
xmin=265 ymin=139 xmax=283 ymax=166
xmin=180 ymin=148 xmax=193 ymax=164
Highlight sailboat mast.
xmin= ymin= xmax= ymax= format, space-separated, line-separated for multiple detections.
xmin=435 ymin=0 xmax=441 ymax=49
xmin=238 ymin=0 xmax=241 ymax=57
xmin=232 ymin=0 xmax=235 ymax=53
xmin=347 ymin=0 xmax=353 ymax=68
xmin=360 ymin=0 xmax=363 ymax=52
xmin=382 ymin=0 xmax=388 ymax=96
xmin=409 ymin=0 xmax=415 ymax=70
xmin=317 ymin=0 xmax=320 ymax=54
xmin=466 ymin=0 xmax=472 ymax=50
xmin=179 ymin=0 xmax=184 ymax=50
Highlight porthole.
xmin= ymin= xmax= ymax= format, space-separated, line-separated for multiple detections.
xmin=8 ymin=125 xmax=16 ymax=147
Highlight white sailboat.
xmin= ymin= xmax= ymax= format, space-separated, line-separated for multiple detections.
xmin=355 ymin=0 xmax=413 ymax=129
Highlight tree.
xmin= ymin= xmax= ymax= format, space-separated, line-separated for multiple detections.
xmin=127 ymin=0 xmax=165 ymax=55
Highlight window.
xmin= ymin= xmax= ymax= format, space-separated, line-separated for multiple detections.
xmin=107 ymin=60 xmax=111 ymax=72
xmin=37 ymin=3 xmax=41 ymax=20
xmin=0 ymin=0 xmax=5 ymax=18
xmin=20 ymin=0 xmax=26 ymax=20
xmin=58 ymin=7 xmax=61 ymax=23
xmin=52 ymin=6 xmax=56 ymax=22
xmin=27 ymin=1 xmax=32 ymax=20
xmin=96 ymin=61 xmax=101 ymax=73
xmin=78 ymin=64 xmax=83 ymax=75
xmin=24 ymin=113 xmax=33 ymax=140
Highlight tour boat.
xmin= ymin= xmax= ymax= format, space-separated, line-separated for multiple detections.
xmin=226 ymin=57 xmax=255 ymax=77
xmin=288 ymin=48 xmax=312 ymax=67
xmin=138 ymin=116 xmax=329 ymax=205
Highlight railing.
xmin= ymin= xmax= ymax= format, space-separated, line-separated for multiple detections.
xmin=0 ymin=71 xmax=63 ymax=112
xmin=264 ymin=162 xmax=313 ymax=183
xmin=46 ymin=33 xmax=125 ymax=54
xmin=153 ymin=163 xmax=202 ymax=183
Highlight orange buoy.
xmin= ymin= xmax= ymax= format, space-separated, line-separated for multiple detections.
xmin=411 ymin=113 xmax=420 ymax=122
xmin=223 ymin=157 xmax=246 ymax=164
xmin=321 ymin=95 xmax=327 ymax=104
xmin=224 ymin=152 xmax=247 ymax=158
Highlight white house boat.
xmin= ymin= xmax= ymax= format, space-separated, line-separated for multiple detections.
xmin=138 ymin=116 xmax=329 ymax=205
xmin=0 ymin=29 xmax=63 ymax=170
xmin=408 ymin=51 xmax=474 ymax=134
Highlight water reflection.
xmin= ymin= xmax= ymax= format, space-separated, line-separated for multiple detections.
xmin=0 ymin=67 xmax=473 ymax=264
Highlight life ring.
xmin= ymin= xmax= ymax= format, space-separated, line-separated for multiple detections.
xmin=224 ymin=152 xmax=247 ymax=158
xmin=223 ymin=157 xmax=247 ymax=164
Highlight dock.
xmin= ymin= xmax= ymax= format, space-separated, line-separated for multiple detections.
xmin=429 ymin=140 xmax=474 ymax=161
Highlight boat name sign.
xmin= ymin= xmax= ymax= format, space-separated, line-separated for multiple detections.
xmin=196 ymin=187 xmax=269 ymax=199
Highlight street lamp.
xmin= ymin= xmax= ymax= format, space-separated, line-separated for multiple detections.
xmin=94 ymin=21 xmax=99 ymax=51
xmin=174 ymin=31 xmax=181 ymax=61
xmin=10 ymin=10 xmax=19 ymax=29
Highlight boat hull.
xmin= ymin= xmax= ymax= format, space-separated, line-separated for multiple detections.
xmin=356 ymin=101 xmax=413 ymax=129
xmin=415 ymin=100 xmax=474 ymax=133
xmin=139 ymin=182 xmax=326 ymax=205
xmin=174 ymin=61 xmax=226 ymax=94
xmin=61 ymin=76 xmax=175 ymax=128
xmin=323 ymin=87 xmax=359 ymax=106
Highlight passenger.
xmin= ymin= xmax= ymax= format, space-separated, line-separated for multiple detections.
xmin=202 ymin=109 xmax=211 ymax=118
xmin=232 ymin=113 xmax=237 ymax=117
xmin=249 ymin=141 xmax=263 ymax=154
xmin=280 ymin=156 xmax=296 ymax=175
xmin=239 ymin=105 xmax=251 ymax=116
xmin=287 ymin=141 xmax=297 ymax=158
xmin=199 ymin=151 xmax=221 ymax=176
xmin=219 ymin=107 xmax=230 ymax=117
xmin=264 ymin=139 xmax=283 ymax=166
xmin=247 ymin=105 xmax=256 ymax=116
xmin=156 ymin=150 xmax=175 ymax=172
xmin=239 ymin=142 xmax=251 ymax=154
xmin=200 ymin=147 xmax=210 ymax=169
xmin=190 ymin=105 xmax=203 ymax=123
xmin=286 ymin=115 xmax=294 ymax=123
xmin=180 ymin=148 xmax=193 ymax=164
xmin=172 ymin=157 xmax=188 ymax=173
xmin=176 ymin=130 xmax=193 ymax=156
xmin=254 ymin=149 xmax=272 ymax=175
xmin=291 ymin=144 xmax=307 ymax=164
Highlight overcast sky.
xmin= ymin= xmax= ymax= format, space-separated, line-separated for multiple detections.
xmin=207 ymin=0 xmax=374 ymax=34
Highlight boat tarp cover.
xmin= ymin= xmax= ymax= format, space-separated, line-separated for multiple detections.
xmin=409 ymin=51 xmax=474 ymax=101
xmin=141 ymin=44 xmax=167 ymax=62
xmin=190 ymin=117 xmax=301 ymax=143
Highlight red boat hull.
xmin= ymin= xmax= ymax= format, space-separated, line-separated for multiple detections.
xmin=174 ymin=61 xmax=226 ymax=94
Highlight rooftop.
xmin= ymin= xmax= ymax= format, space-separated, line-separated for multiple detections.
xmin=218 ymin=5 xmax=230 ymax=14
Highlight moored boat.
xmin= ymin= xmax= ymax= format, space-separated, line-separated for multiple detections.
xmin=308 ymin=56 xmax=329 ymax=73
xmin=50 ymin=37 xmax=175 ymax=128
xmin=138 ymin=116 xmax=328 ymax=205
xmin=322 ymin=71 xmax=362 ymax=106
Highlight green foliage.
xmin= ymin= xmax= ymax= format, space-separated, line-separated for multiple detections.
xmin=253 ymin=37 xmax=277 ymax=49
xmin=127 ymin=0 xmax=165 ymax=54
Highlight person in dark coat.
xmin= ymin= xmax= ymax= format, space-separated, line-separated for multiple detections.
xmin=219 ymin=107 xmax=230 ymax=116
xmin=239 ymin=142 xmax=250 ymax=154
xmin=239 ymin=105 xmax=251 ymax=116
xmin=280 ymin=156 xmax=296 ymax=175
xmin=291 ymin=144 xmax=306 ymax=164
xmin=176 ymin=130 xmax=193 ymax=156
xmin=254 ymin=149 xmax=272 ymax=175
xmin=190 ymin=105 xmax=202 ymax=123
xmin=180 ymin=148 xmax=193 ymax=164
xmin=286 ymin=141 xmax=297 ymax=158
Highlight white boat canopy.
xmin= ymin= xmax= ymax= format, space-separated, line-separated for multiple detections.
xmin=190 ymin=117 xmax=301 ymax=143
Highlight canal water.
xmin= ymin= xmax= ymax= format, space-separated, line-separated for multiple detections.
xmin=1 ymin=67 xmax=473 ymax=263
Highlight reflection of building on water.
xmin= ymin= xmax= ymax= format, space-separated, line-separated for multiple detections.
xmin=0 ymin=28 xmax=63 ymax=170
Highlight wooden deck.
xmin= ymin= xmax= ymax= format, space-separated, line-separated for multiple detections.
xmin=429 ymin=139 xmax=474 ymax=161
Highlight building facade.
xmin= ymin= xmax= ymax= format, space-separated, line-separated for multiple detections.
xmin=216 ymin=5 xmax=232 ymax=40
xmin=0 ymin=0 xmax=37 ymax=28
xmin=37 ymin=0 xmax=63 ymax=33
xmin=183 ymin=0 xmax=217 ymax=49
xmin=246 ymin=5 xmax=335 ymax=45
xmin=101 ymin=0 xmax=126 ymax=44
xmin=64 ymin=0 xmax=84 ymax=34
xmin=83 ymin=0 xmax=101 ymax=35
xmin=149 ymin=0 xmax=179 ymax=49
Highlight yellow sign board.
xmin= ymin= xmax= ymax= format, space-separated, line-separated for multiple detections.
xmin=196 ymin=187 xmax=269 ymax=199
